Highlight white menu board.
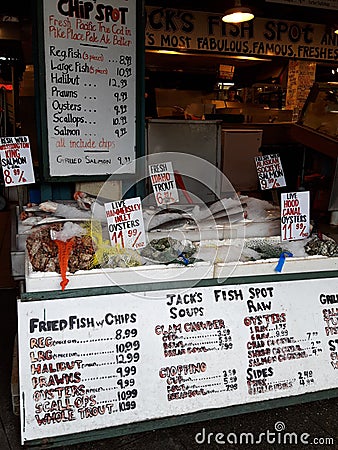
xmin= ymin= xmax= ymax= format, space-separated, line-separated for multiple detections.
xmin=41 ymin=0 xmax=137 ymax=176
xmin=19 ymin=277 xmax=338 ymax=443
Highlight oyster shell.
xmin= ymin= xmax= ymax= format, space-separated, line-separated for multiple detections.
xmin=304 ymin=236 xmax=338 ymax=257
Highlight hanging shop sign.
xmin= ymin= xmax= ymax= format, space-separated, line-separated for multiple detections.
xmin=149 ymin=162 xmax=179 ymax=206
xmin=38 ymin=0 xmax=138 ymax=178
xmin=145 ymin=7 xmax=338 ymax=63
xmin=266 ymin=0 xmax=338 ymax=9
xmin=18 ymin=277 xmax=338 ymax=443
xmin=255 ymin=153 xmax=286 ymax=190
xmin=0 ymin=136 xmax=35 ymax=186
xmin=281 ymin=191 xmax=310 ymax=241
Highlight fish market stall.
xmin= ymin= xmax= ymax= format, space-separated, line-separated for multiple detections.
xmin=17 ymin=186 xmax=338 ymax=447
xmin=19 ymin=191 xmax=338 ymax=293
xmin=16 ymin=152 xmax=338 ymax=450
xmin=14 ymin=1 xmax=338 ymax=447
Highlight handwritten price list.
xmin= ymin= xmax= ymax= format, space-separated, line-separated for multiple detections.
xmin=155 ymin=319 xmax=237 ymax=401
xmin=28 ymin=314 xmax=140 ymax=427
xmin=18 ymin=278 xmax=338 ymax=443
xmin=42 ymin=0 xmax=136 ymax=176
xmin=110 ymin=55 xmax=131 ymax=143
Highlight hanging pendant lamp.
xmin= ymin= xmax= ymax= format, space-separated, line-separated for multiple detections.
xmin=222 ymin=0 xmax=254 ymax=23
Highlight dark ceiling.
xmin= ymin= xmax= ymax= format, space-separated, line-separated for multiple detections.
xmin=144 ymin=0 xmax=335 ymax=26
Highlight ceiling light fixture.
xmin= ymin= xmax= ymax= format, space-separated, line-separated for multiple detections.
xmin=222 ymin=0 xmax=254 ymax=23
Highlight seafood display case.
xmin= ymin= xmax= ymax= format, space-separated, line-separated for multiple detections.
xmin=289 ymin=82 xmax=338 ymax=217
xmin=15 ymin=142 xmax=338 ymax=449
xmin=17 ymin=192 xmax=338 ymax=449
xmin=17 ymin=192 xmax=338 ymax=293
xmin=290 ymin=82 xmax=338 ymax=159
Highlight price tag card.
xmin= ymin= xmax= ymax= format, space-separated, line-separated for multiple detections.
xmin=105 ymin=197 xmax=146 ymax=250
xmin=255 ymin=153 xmax=286 ymax=190
xmin=0 ymin=136 xmax=35 ymax=186
xmin=149 ymin=162 xmax=179 ymax=206
xmin=281 ymin=191 xmax=310 ymax=241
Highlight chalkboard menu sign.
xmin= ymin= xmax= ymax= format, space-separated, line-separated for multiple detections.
xmin=38 ymin=0 xmax=138 ymax=177
xmin=18 ymin=277 xmax=338 ymax=443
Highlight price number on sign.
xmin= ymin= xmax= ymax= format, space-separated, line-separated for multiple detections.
xmin=156 ymin=191 xmax=175 ymax=205
xmin=113 ymin=116 xmax=128 ymax=126
xmin=295 ymin=222 xmax=308 ymax=237
xmin=223 ymin=368 xmax=238 ymax=391
xmin=275 ymin=329 xmax=288 ymax=337
xmin=3 ymin=169 xmax=14 ymax=186
xmin=117 ymin=378 xmax=135 ymax=389
xmin=116 ymin=352 xmax=140 ymax=364
xmin=282 ymin=223 xmax=294 ymax=241
xmin=119 ymin=55 xmax=132 ymax=66
xmin=114 ymin=105 xmax=128 ymax=115
xmin=116 ymin=365 xmax=137 ymax=377
xmin=307 ymin=331 xmax=318 ymax=340
xmin=109 ymin=230 xmax=125 ymax=248
xmin=217 ymin=329 xmax=233 ymax=350
xmin=116 ymin=340 xmax=140 ymax=353
xmin=109 ymin=78 xmax=128 ymax=88
xmin=311 ymin=340 xmax=322 ymax=356
xmin=115 ymin=328 xmax=138 ymax=340
xmin=116 ymin=67 xmax=132 ymax=78
xmin=13 ymin=168 xmax=27 ymax=182
xmin=112 ymin=52 xmax=129 ymax=138
xmin=260 ymin=179 xmax=268 ymax=189
xmin=114 ymin=91 xmax=128 ymax=102
xmin=118 ymin=400 xmax=136 ymax=412
xmin=126 ymin=229 xmax=143 ymax=249
xmin=117 ymin=156 xmax=131 ymax=165
xmin=4 ymin=169 xmax=27 ymax=185
xmin=115 ymin=128 xmax=127 ymax=139
xmin=298 ymin=370 xmax=314 ymax=386
xmin=117 ymin=389 xmax=138 ymax=402
xmin=115 ymin=384 xmax=138 ymax=413
xmin=127 ymin=229 xmax=138 ymax=238
xmin=260 ymin=178 xmax=280 ymax=190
